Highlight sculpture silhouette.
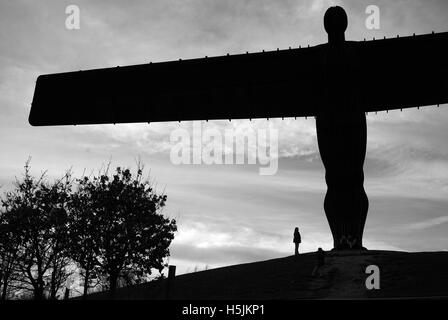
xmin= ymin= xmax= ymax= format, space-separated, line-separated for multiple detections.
xmin=316 ymin=6 xmax=368 ymax=249
xmin=29 ymin=7 xmax=448 ymax=250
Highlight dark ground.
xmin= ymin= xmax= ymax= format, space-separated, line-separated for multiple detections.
xmin=84 ymin=250 xmax=448 ymax=299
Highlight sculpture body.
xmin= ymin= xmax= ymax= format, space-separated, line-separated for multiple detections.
xmin=316 ymin=7 xmax=369 ymax=249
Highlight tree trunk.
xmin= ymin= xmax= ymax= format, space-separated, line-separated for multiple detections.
xmin=82 ymin=269 xmax=90 ymax=299
xmin=34 ymin=274 xmax=45 ymax=300
xmin=109 ymin=273 xmax=118 ymax=299
xmin=34 ymin=286 xmax=45 ymax=300
xmin=0 ymin=272 xmax=3 ymax=300
xmin=1 ymin=273 xmax=8 ymax=300
xmin=50 ymin=267 xmax=58 ymax=300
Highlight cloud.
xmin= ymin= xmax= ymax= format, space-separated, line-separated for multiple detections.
xmin=399 ymin=216 xmax=448 ymax=231
xmin=308 ymin=0 xmax=342 ymax=13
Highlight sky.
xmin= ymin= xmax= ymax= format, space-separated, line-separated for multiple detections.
xmin=1 ymin=0 xmax=448 ymax=276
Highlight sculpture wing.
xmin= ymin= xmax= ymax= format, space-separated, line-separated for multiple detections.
xmin=356 ymin=32 xmax=448 ymax=112
xmin=29 ymin=32 xmax=448 ymax=126
xmin=29 ymin=46 xmax=323 ymax=126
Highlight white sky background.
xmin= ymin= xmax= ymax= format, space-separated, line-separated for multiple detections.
xmin=1 ymin=0 xmax=448 ymax=276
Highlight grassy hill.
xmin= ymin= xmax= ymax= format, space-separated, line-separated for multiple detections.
xmin=85 ymin=250 xmax=448 ymax=299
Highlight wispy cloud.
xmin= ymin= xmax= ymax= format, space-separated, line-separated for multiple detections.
xmin=399 ymin=216 xmax=448 ymax=231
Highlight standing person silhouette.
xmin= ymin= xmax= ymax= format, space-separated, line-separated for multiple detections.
xmin=293 ymin=227 xmax=301 ymax=255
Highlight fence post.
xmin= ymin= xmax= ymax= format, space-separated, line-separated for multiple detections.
xmin=166 ymin=265 xmax=176 ymax=299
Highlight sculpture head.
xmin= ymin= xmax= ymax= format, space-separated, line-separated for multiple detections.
xmin=324 ymin=6 xmax=348 ymax=43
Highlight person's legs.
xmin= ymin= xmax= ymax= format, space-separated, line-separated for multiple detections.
xmin=295 ymin=243 xmax=299 ymax=255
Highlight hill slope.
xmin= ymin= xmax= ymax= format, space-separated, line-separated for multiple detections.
xmin=86 ymin=250 xmax=448 ymax=299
